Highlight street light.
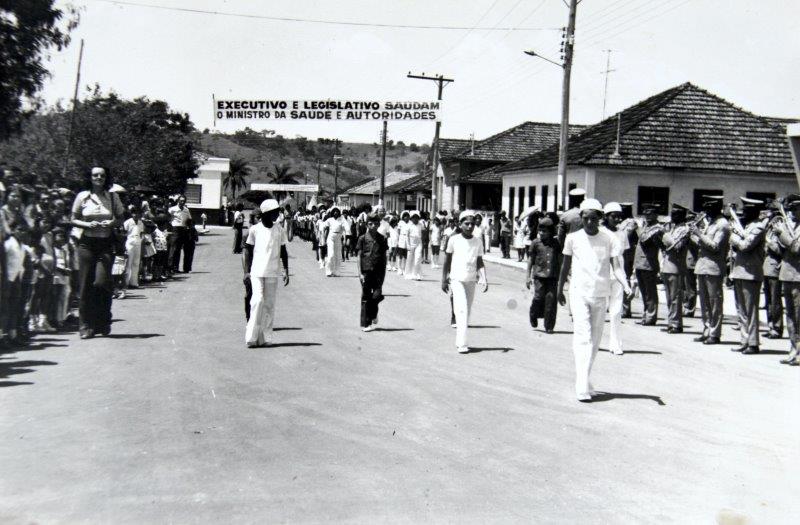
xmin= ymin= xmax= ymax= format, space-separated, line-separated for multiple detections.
xmin=523 ymin=50 xmax=562 ymax=68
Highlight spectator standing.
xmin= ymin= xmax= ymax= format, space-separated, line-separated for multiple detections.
xmin=168 ymin=195 xmax=192 ymax=271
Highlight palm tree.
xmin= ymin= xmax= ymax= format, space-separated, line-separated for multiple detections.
xmin=267 ymin=163 xmax=299 ymax=184
xmin=224 ymin=158 xmax=251 ymax=201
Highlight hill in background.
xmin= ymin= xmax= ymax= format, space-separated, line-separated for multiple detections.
xmin=196 ymin=129 xmax=430 ymax=198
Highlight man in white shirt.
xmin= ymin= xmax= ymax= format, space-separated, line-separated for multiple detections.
xmin=557 ymin=199 xmax=632 ymax=402
xmin=243 ymin=199 xmax=290 ymax=348
xmin=442 ymin=210 xmax=489 ymax=354
xmin=168 ymin=195 xmax=192 ymax=272
xmin=602 ymin=202 xmax=631 ymax=355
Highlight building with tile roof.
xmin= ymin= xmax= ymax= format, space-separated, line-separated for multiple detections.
xmin=497 ymin=82 xmax=798 ymax=218
xmin=340 ymin=171 xmax=417 ymax=208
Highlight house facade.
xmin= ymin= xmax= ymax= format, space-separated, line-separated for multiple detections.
xmin=498 ymin=83 xmax=798 ymax=217
xmin=186 ymin=154 xmax=229 ymax=224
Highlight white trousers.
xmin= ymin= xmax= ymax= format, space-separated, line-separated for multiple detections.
xmin=570 ymin=291 xmax=608 ymax=396
xmin=404 ymin=243 xmax=423 ymax=279
xmin=245 ymin=277 xmax=279 ymax=345
xmin=125 ymin=241 xmax=142 ymax=287
xmin=608 ymin=280 xmax=624 ymax=353
xmin=451 ymin=280 xmax=476 ymax=349
xmin=325 ymin=236 xmax=342 ymax=276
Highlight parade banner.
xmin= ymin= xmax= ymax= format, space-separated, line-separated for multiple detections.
xmin=213 ymin=99 xmax=442 ymax=122
xmin=251 ymin=183 xmax=319 ymax=193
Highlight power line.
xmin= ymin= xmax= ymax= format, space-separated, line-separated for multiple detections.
xmin=583 ymin=0 xmax=693 ymax=47
xmin=93 ymin=0 xmax=561 ymax=31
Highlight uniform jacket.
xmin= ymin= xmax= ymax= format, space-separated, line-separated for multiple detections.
xmin=660 ymin=224 xmax=690 ymax=274
xmin=778 ymin=223 xmax=800 ymax=282
xmin=729 ymin=220 xmax=767 ymax=281
xmin=529 ymin=237 xmax=562 ymax=279
xmin=763 ymin=226 xmax=783 ymax=278
xmin=634 ymin=222 xmax=664 ymax=272
xmin=693 ymin=216 xmax=731 ymax=276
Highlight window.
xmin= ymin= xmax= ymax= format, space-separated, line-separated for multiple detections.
xmin=518 ymin=187 xmax=525 ymax=215
xmin=541 ymin=185 xmax=549 ymax=212
xmin=637 ymin=186 xmax=670 ymax=215
xmin=508 ymin=187 xmax=515 ymax=217
xmin=185 ymin=184 xmax=202 ymax=204
xmin=693 ymin=189 xmax=723 ymax=212
xmin=528 ymin=186 xmax=536 ymax=210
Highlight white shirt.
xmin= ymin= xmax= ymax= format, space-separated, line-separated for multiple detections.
xmin=124 ymin=218 xmax=144 ymax=244
xmin=169 ymin=205 xmax=192 ymax=227
xmin=406 ymin=222 xmax=422 ymax=247
xmin=563 ymin=229 xmax=621 ymax=298
xmin=397 ymin=221 xmax=409 ymax=249
xmin=4 ymin=235 xmax=25 ymax=282
xmin=446 ymin=233 xmax=484 ymax=282
xmin=246 ymin=222 xmax=288 ymax=278
xmin=324 ymin=217 xmax=344 ymax=238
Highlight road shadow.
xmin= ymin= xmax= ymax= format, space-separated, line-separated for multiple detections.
xmin=263 ymin=342 xmax=322 ymax=348
xmin=0 ymin=359 xmax=58 ymax=387
xmin=273 ymin=327 xmax=302 ymax=331
xmin=372 ymin=328 xmax=413 ymax=332
xmin=589 ymin=392 xmax=666 ymax=405
xmin=468 ymin=325 xmax=500 ymax=329
xmin=599 ymin=348 xmax=663 ymax=355
xmin=748 ymin=349 xmax=789 ymax=355
xmin=103 ymin=333 xmax=164 ymax=339
xmin=537 ymin=330 xmax=572 ymax=335
xmin=383 ymin=294 xmax=410 ymax=298
xmin=467 ymin=347 xmax=514 ymax=353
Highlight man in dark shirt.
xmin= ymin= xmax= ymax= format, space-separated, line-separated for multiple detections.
xmin=634 ymin=204 xmax=664 ymax=325
xmin=526 ymin=218 xmax=562 ymax=333
xmin=356 ymin=213 xmax=388 ymax=331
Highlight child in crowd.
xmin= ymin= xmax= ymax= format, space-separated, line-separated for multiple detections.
xmin=52 ymin=228 xmax=72 ymax=328
xmin=152 ymin=215 xmax=169 ymax=282
xmin=430 ymin=218 xmax=441 ymax=269
xmin=356 ymin=213 xmax=388 ymax=331
xmin=526 ymin=218 xmax=561 ymax=333
xmin=141 ymin=220 xmax=156 ymax=282
xmin=123 ymin=206 xmax=144 ymax=288
xmin=386 ymin=216 xmax=398 ymax=272
xmin=396 ymin=211 xmax=410 ymax=275
xmin=32 ymin=217 xmax=56 ymax=332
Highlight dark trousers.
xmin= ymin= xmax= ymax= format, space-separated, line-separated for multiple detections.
xmin=698 ymin=274 xmax=724 ymax=339
xmin=76 ymin=237 xmax=114 ymax=332
xmin=530 ymin=278 xmax=557 ymax=331
xmin=782 ymin=281 xmax=800 ymax=357
xmin=244 ymin=277 xmax=253 ymax=321
xmin=183 ymin=241 xmax=196 ymax=272
xmin=232 ymin=225 xmax=243 ymax=254
xmin=764 ymin=277 xmax=783 ymax=337
xmin=500 ymin=235 xmax=511 ymax=258
xmin=683 ymin=270 xmax=697 ymax=316
xmin=360 ymin=270 xmax=385 ymax=327
xmin=734 ymin=279 xmax=761 ymax=347
xmin=635 ymin=269 xmax=659 ymax=324
xmin=1 ymin=278 xmax=22 ymax=336
xmin=662 ymin=272 xmax=684 ymax=329
xmin=171 ymin=227 xmax=189 ymax=271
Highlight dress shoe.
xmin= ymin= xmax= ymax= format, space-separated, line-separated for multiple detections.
xmin=789 ymin=359 xmax=800 ymax=366
xmin=780 ymin=354 xmax=797 ymax=364
xmin=660 ymin=327 xmax=672 ymax=333
xmin=730 ymin=345 xmax=747 ymax=352
xmin=764 ymin=332 xmax=782 ymax=339
xmin=742 ymin=346 xmax=760 ymax=355
xmin=79 ymin=328 xmax=94 ymax=339
xmin=693 ymin=335 xmax=707 ymax=343
xmin=671 ymin=328 xmax=684 ymax=334
xmin=98 ymin=325 xmax=112 ymax=336
xmin=703 ymin=337 xmax=720 ymax=345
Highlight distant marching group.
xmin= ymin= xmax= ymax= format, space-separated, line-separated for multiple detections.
xmin=237 ymin=187 xmax=800 ymax=402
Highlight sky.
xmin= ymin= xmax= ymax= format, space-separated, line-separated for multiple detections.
xmin=40 ymin=0 xmax=800 ymax=146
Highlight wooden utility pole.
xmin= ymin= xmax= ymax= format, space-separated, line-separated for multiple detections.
xmin=407 ymin=72 xmax=454 ymax=213
xmin=379 ymin=120 xmax=388 ymax=206
xmin=62 ymin=39 xmax=85 ymax=180
xmin=601 ymin=49 xmax=615 ymax=120
xmin=333 ymin=139 xmax=341 ymax=204
xmin=557 ymin=0 xmax=578 ymax=211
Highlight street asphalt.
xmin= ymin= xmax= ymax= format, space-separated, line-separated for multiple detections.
xmin=1 ymin=226 xmax=798 ymax=524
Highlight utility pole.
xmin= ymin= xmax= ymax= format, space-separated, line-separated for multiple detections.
xmin=61 ymin=38 xmax=84 ymax=180
xmin=601 ymin=49 xmax=615 ymax=120
xmin=379 ymin=120 xmax=388 ymax=207
xmin=333 ymin=139 xmax=341 ymax=204
xmin=407 ymin=72 xmax=454 ymax=213
xmin=557 ymin=0 xmax=578 ymax=211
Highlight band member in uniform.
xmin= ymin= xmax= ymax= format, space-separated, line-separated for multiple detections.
xmin=683 ymin=222 xmax=699 ymax=318
xmin=763 ymin=200 xmax=784 ymax=339
xmin=619 ymin=203 xmax=637 ymax=318
xmin=728 ymin=197 xmax=767 ymax=354
xmin=634 ymin=204 xmax=664 ymax=325
xmin=689 ymin=196 xmax=730 ymax=345
xmin=774 ymin=195 xmax=800 ymax=366
xmin=660 ymin=205 xmax=690 ymax=334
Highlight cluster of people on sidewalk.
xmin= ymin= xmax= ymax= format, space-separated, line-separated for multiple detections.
xmin=0 ymin=166 xmax=202 ymax=345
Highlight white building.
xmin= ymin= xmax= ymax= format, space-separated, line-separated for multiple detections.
xmin=186 ymin=154 xmax=230 ymax=225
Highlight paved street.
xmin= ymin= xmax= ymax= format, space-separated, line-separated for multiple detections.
xmin=1 ymin=227 xmax=798 ymax=524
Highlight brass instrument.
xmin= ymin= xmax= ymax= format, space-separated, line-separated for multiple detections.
xmin=727 ymin=204 xmax=746 ymax=237
xmin=778 ymin=199 xmax=796 ymax=230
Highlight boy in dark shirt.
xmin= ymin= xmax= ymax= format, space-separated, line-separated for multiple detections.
xmin=526 ymin=218 xmax=562 ymax=333
xmin=356 ymin=213 xmax=388 ymax=331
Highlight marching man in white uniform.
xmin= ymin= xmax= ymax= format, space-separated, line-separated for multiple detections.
xmin=243 ymin=199 xmax=290 ymax=348
xmin=557 ymin=199 xmax=633 ymax=401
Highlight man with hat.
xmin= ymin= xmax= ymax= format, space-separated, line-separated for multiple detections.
xmin=728 ymin=197 xmax=767 ymax=354
xmin=243 ymin=199 xmax=290 ymax=348
xmin=762 ymin=199 xmax=784 ymax=339
xmin=617 ymin=203 xmax=637 ymax=318
xmin=558 ymin=198 xmax=633 ymax=401
xmin=634 ymin=203 xmax=664 ymax=326
xmin=557 ymin=188 xmax=586 ymax=246
xmin=442 ymin=210 xmax=488 ymax=354
xmin=689 ymin=195 xmax=730 ymax=345
xmin=773 ymin=194 xmax=800 ymax=365
xmin=660 ymin=204 xmax=691 ymax=334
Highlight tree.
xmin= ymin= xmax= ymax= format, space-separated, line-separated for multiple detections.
xmin=267 ymin=163 xmax=299 ymax=184
xmin=0 ymin=1 xmax=80 ymax=140
xmin=224 ymin=158 xmax=251 ymax=201
xmin=0 ymin=88 xmax=198 ymax=194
